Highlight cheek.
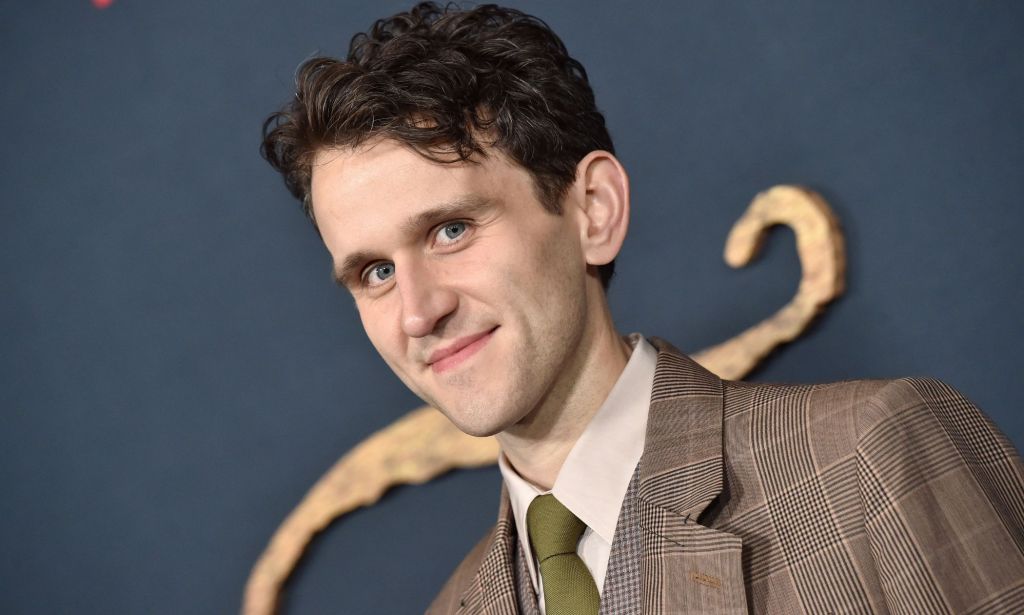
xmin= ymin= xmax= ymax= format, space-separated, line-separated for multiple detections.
xmin=518 ymin=225 xmax=586 ymax=295
xmin=357 ymin=302 xmax=403 ymax=361
xmin=445 ymin=237 xmax=519 ymax=300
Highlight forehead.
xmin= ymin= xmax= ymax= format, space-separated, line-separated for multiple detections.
xmin=310 ymin=140 xmax=524 ymax=226
xmin=309 ymin=140 xmax=538 ymax=271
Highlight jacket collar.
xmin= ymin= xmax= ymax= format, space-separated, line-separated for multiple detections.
xmin=634 ymin=339 xmax=747 ymax=614
xmin=637 ymin=337 xmax=725 ymax=523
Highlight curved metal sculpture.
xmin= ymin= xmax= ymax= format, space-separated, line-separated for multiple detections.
xmin=242 ymin=185 xmax=846 ymax=615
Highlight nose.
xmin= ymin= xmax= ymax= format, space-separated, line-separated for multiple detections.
xmin=397 ymin=261 xmax=458 ymax=338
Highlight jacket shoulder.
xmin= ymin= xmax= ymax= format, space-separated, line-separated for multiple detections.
xmin=716 ymin=377 xmax=943 ymax=487
xmin=720 ymin=376 xmax=966 ymax=439
xmin=426 ymin=525 xmax=494 ymax=615
xmin=722 ymin=376 xmax=891 ymax=424
xmin=719 ymin=375 xmax=1020 ymax=487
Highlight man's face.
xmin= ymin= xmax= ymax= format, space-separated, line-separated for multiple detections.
xmin=310 ymin=140 xmax=595 ymax=437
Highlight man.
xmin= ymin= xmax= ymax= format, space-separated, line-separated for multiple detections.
xmin=261 ymin=3 xmax=1024 ymax=613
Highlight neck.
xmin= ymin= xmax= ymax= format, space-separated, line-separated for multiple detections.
xmin=495 ymin=295 xmax=630 ymax=490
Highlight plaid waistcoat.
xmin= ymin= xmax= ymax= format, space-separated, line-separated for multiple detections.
xmin=427 ymin=339 xmax=1024 ymax=614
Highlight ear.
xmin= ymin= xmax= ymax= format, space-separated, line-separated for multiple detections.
xmin=571 ymin=150 xmax=630 ymax=268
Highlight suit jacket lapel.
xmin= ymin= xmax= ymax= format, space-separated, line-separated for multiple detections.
xmin=455 ymin=489 xmax=522 ymax=615
xmin=636 ymin=339 xmax=747 ymax=614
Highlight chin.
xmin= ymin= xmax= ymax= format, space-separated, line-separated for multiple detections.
xmin=451 ymin=421 xmax=504 ymax=438
xmin=439 ymin=400 xmax=524 ymax=438
xmin=444 ymin=410 xmax=510 ymax=438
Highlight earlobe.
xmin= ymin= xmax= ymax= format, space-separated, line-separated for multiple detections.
xmin=574 ymin=151 xmax=630 ymax=266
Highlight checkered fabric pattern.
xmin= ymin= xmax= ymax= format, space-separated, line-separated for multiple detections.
xmin=514 ymin=541 xmax=540 ymax=615
xmin=598 ymin=464 xmax=642 ymax=615
xmin=427 ymin=339 xmax=1024 ymax=614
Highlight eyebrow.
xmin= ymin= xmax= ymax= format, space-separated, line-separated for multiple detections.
xmin=332 ymin=194 xmax=494 ymax=288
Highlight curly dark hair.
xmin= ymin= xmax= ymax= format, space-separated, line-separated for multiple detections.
xmin=261 ymin=1 xmax=617 ymax=287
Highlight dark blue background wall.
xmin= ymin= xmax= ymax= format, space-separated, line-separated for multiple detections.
xmin=2 ymin=1 xmax=1021 ymax=613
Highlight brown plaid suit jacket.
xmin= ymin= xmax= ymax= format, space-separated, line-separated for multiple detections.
xmin=427 ymin=339 xmax=1024 ymax=614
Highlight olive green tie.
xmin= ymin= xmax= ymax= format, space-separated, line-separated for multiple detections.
xmin=526 ymin=494 xmax=600 ymax=615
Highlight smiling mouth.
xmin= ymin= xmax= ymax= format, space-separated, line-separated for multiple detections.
xmin=427 ymin=327 xmax=498 ymax=374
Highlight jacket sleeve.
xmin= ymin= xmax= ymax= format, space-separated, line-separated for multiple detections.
xmin=857 ymin=378 xmax=1024 ymax=615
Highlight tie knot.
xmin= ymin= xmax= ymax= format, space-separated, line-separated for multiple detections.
xmin=526 ymin=494 xmax=586 ymax=563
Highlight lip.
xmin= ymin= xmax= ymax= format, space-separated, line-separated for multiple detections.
xmin=427 ymin=327 xmax=498 ymax=374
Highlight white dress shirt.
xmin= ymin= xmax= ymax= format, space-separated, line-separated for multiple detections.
xmin=497 ymin=335 xmax=657 ymax=614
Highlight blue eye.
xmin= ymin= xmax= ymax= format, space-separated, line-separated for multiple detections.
xmin=365 ymin=262 xmax=395 ymax=287
xmin=436 ymin=222 xmax=467 ymax=245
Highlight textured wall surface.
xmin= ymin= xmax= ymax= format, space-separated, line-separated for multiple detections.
xmin=2 ymin=1 xmax=1021 ymax=613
